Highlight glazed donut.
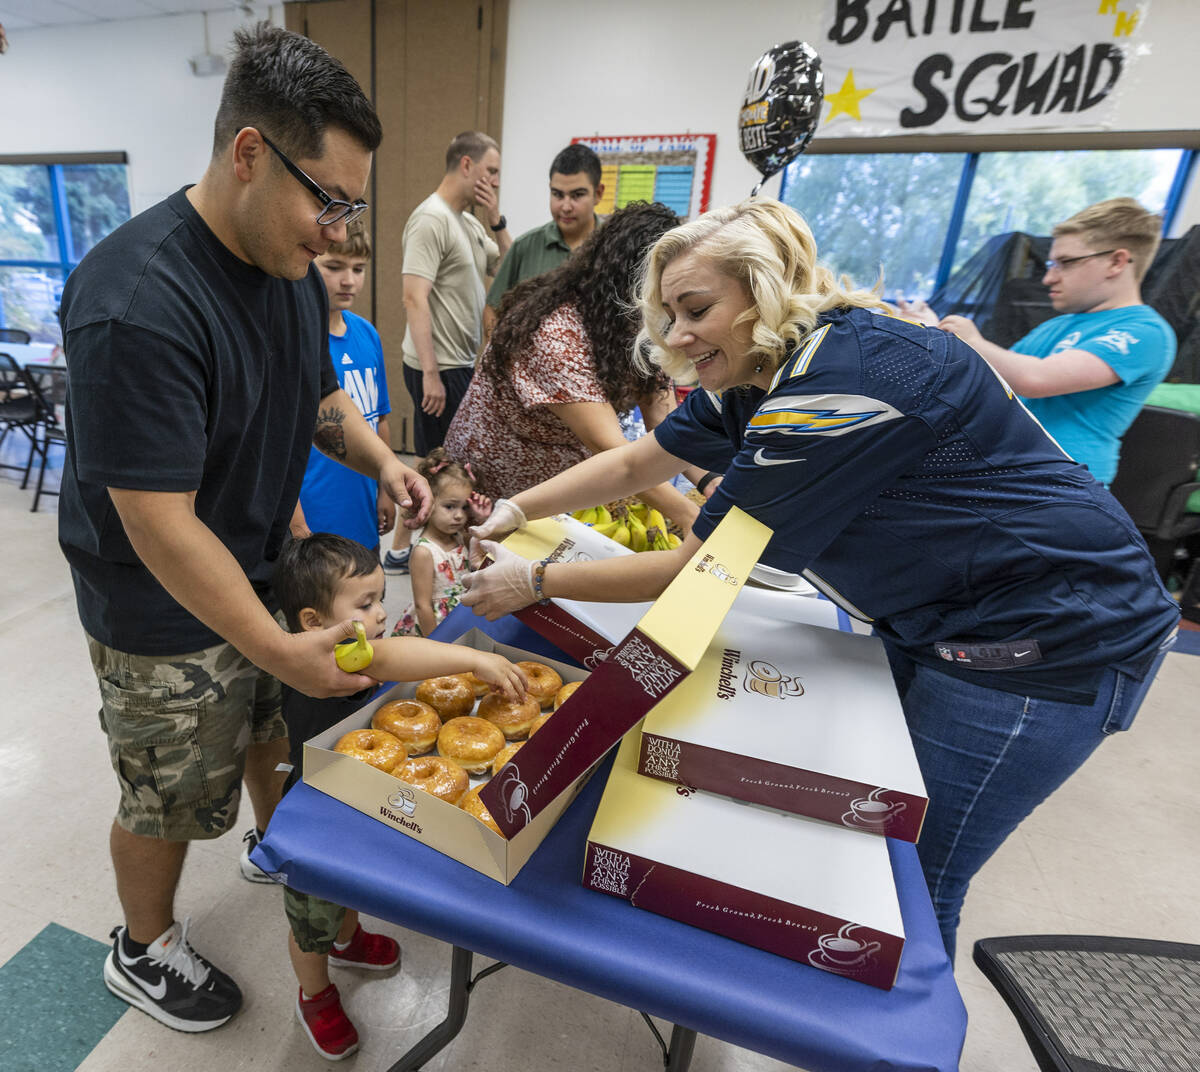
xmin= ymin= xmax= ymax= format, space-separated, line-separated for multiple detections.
xmin=553 ymin=680 xmax=582 ymax=710
xmin=334 ymin=728 xmax=406 ymax=773
xmin=491 ymin=741 xmax=524 ymax=776
xmin=460 ymin=671 xmax=493 ymax=698
xmin=395 ymin=755 xmax=468 ymax=805
xmin=372 ymin=699 xmax=441 ymax=755
xmin=459 ymin=785 xmax=503 ymax=836
xmin=437 ymin=716 xmax=504 ymax=775
xmin=527 ymin=711 xmax=553 ymax=737
xmin=416 ymin=675 xmax=476 ymax=721
xmin=478 ymin=692 xmax=540 ymax=740
xmin=517 ymin=661 xmax=563 ymax=709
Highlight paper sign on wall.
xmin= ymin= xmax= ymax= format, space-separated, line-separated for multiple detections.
xmin=817 ymin=0 xmax=1155 ymax=138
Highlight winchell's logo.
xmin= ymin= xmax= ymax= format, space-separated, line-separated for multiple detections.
xmin=744 ymin=659 xmax=804 ymax=699
xmin=387 ymin=787 xmax=417 ymax=816
xmin=381 ymin=787 xmax=423 ymax=834
xmin=717 ymin=648 xmax=742 ymax=700
xmin=693 ymin=553 xmax=739 ymax=585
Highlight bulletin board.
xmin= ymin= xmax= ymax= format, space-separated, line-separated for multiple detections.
xmin=571 ymin=134 xmax=716 ymax=220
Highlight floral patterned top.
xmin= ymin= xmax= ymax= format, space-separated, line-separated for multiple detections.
xmin=443 ymin=303 xmax=609 ymax=500
xmin=392 ymin=535 xmax=470 ymax=637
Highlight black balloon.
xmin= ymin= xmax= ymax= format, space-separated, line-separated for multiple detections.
xmin=739 ymin=41 xmax=824 ymax=190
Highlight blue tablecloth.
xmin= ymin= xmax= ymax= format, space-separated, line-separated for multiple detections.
xmin=255 ymin=605 xmax=966 ymax=1072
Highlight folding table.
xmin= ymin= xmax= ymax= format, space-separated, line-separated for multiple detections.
xmin=254 ymin=606 xmax=966 ymax=1072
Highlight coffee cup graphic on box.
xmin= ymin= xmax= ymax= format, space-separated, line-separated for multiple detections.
xmin=843 ymin=788 xmax=907 ymax=829
xmin=810 ymin=924 xmax=881 ymax=973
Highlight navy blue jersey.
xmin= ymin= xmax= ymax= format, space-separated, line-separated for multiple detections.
xmin=654 ymin=308 xmax=1178 ymax=703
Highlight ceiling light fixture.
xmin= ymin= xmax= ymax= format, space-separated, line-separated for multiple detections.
xmin=189 ymin=11 xmax=227 ymax=78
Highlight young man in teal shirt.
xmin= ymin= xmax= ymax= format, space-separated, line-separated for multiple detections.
xmin=904 ymin=198 xmax=1175 ymax=485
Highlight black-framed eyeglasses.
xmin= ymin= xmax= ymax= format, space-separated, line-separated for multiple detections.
xmin=260 ymin=133 xmax=368 ymax=227
xmin=1044 ymin=249 xmax=1116 ymax=272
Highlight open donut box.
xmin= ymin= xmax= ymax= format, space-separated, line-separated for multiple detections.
xmin=302 ymin=508 xmax=771 ymax=885
xmin=301 ymin=632 xmax=587 ymax=885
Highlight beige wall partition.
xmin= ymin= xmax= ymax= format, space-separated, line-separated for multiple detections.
xmin=287 ymin=0 xmax=509 ymax=452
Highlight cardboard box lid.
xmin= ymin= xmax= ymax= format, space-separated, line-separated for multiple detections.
xmin=643 ymin=621 xmax=926 ymax=796
xmin=590 ymin=727 xmax=904 ymax=939
xmin=505 ymin=514 xmax=842 ymax=651
xmin=478 ymin=508 xmax=771 ymax=836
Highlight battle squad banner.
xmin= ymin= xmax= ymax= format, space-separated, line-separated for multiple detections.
xmin=817 ymin=0 xmax=1154 ymax=137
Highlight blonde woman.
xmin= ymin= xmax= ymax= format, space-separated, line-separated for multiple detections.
xmin=462 ymin=198 xmax=1178 ymax=959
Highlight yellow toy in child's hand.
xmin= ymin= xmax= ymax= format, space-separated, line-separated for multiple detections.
xmin=335 ymin=620 xmax=374 ymax=672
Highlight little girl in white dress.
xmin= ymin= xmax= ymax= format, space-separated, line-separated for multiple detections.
xmin=392 ymin=449 xmax=490 ymax=637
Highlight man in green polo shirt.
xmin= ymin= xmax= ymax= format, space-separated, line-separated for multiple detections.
xmin=482 ymin=143 xmax=605 ymax=335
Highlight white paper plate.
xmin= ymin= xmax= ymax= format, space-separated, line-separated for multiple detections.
xmin=748 ymin=562 xmax=815 ymax=594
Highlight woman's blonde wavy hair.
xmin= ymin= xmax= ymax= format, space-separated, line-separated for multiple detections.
xmin=634 ymin=199 xmax=887 ymax=381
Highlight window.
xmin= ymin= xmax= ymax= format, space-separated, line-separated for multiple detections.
xmin=780 ymin=148 xmax=1193 ymax=299
xmin=0 ymin=160 xmax=131 ymax=343
xmin=950 ymin=149 xmax=1184 ymax=275
xmin=781 ymin=152 xmax=966 ymax=296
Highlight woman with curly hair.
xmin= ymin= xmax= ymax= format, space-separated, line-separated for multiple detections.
xmin=464 ymin=198 xmax=1178 ymax=961
xmin=443 ymin=201 xmax=702 ymax=528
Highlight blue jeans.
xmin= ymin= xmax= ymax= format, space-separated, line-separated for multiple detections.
xmin=885 ymin=631 xmax=1174 ymax=960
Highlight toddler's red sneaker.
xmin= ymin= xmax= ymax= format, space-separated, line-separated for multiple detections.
xmin=329 ymin=923 xmax=401 ymax=971
xmin=296 ymin=984 xmax=358 ymax=1060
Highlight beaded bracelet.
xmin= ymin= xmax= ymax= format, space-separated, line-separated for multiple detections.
xmin=532 ymin=558 xmax=551 ymax=604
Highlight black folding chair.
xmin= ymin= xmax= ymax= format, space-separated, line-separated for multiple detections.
xmin=0 ymin=328 xmax=32 ymax=345
xmin=21 ymin=364 xmax=68 ymax=512
xmin=974 ymin=935 xmax=1200 ymax=1072
xmin=1109 ymin=404 xmax=1200 ymax=596
xmin=0 ymin=353 xmax=40 ymax=482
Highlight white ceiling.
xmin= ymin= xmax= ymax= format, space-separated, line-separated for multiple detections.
xmin=0 ymin=0 xmax=257 ymax=31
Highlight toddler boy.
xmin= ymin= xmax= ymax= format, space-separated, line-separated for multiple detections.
xmin=272 ymin=532 xmax=524 ymax=1058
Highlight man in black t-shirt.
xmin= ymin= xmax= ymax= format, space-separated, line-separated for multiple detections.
xmin=58 ymin=25 xmax=430 ymax=1033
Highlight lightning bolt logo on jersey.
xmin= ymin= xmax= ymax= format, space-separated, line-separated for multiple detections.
xmin=747 ymin=394 xmax=902 ymax=439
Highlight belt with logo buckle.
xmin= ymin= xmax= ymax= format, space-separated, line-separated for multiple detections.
xmin=933 ymin=639 xmax=1043 ymax=669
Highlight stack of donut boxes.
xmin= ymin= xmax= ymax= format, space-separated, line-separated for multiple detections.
xmin=303 ymin=509 xmax=926 ymax=989
xmin=504 ymin=511 xmax=928 ymax=991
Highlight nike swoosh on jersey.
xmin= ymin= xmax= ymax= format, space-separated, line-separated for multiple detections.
xmin=753 ymin=448 xmax=805 ymax=466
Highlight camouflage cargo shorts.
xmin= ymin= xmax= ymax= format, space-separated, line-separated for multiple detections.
xmin=284 ymin=885 xmax=347 ymax=953
xmin=87 ymin=627 xmax=287 ymax=840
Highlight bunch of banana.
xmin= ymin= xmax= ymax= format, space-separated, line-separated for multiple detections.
xmin=570 ymin=501 xmax=681 ymax=552
xmin=570 ymin=504 xmax=613 ymax=527
xmin=594 ymin=517 xmax=632 ymax=547
xmin=643 ymin=507 xmax=682 ymax=551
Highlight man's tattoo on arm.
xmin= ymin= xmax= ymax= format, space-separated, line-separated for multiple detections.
xmin=314 ymin=406 xmax=348 ymax=459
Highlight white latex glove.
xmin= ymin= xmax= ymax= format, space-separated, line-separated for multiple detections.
xmin=461 ymin=540 xmax=538 ymax=620
xmin=468 ymin=498 xmax=526 ymax=566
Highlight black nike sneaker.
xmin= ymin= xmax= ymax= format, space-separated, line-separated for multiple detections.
xmin=103 ymin=919 xmax=242 ymax=1032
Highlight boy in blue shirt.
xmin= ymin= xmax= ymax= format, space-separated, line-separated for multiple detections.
xmin=292 ymin=221 xmax=394 ymax=549
xmin=903 ymin=197 xmax=1175 ymax=485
